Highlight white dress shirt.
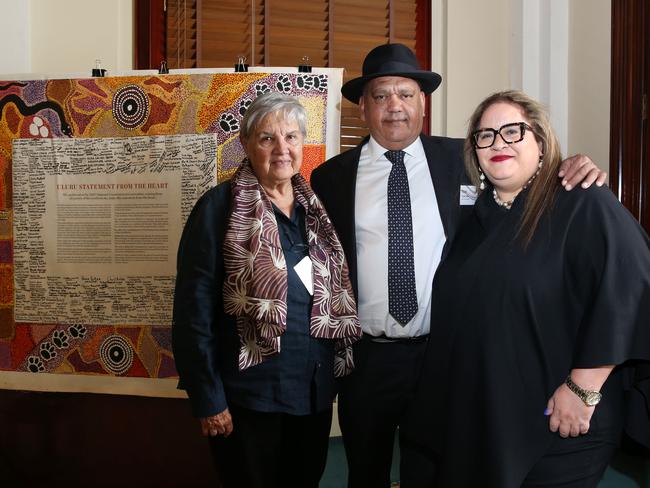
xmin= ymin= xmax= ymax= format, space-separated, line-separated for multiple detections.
xmin=354 ymin=136 xmax=446 ymax=338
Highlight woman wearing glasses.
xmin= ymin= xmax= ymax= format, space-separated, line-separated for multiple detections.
xmin=408 ymin=90 xmax=650 ymax=487
xmin=172 ymin=92 xmax=361 ymax=488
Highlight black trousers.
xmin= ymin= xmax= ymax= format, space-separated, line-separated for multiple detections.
xmin=208 ymin=404 xmax=332 ymax=488
xmin=521 ymin=375 xmax=624 ymax=488
xmin=520 ymin=436 xmax=617 ymax=487
xmin=400 ymin=434 xmax=617 ymax=488
xmin=337 ymin=335 xmax=429 ymax=488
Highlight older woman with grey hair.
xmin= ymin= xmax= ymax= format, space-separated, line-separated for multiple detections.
xmin=172 ymin=92 xmax=361 ymax=488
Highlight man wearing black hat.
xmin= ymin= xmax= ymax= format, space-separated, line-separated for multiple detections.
xmin=310 ymin=43 xmax=605 ymax=488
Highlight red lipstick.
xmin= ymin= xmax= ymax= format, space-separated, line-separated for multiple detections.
xmin=490 ymin=155 xmax=512 ymax=162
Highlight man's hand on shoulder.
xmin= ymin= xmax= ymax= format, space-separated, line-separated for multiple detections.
xmin=558 ymin=154 xmax=608 ymax=191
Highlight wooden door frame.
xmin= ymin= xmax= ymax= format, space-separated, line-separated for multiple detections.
xmin=610 ymin=0 xmax=649 ymax=230
xmin=134 ymin=0 xmax=166 ymax=70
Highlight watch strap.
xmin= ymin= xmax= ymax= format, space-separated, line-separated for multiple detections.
xmin=565 ymin=375 xmax=602 ymax=406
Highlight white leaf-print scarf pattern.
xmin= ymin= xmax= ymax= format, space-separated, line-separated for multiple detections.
xmin=223 ymin=160 xmax=361 ymax=376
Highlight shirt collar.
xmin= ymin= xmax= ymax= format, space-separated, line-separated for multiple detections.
xmin=271 ymin=199 xmax=303 ymax=224
xmin=367 ymin=135 xmax=424 ymax=164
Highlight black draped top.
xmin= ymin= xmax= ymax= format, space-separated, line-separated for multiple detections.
xmin=415 ymin=185 xmax=650 ymax=487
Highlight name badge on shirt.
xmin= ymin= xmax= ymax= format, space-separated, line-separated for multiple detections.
xmin=459 ymin=185 xmax=478 ymax=206
xmin=294 ymin=256 xmax=314 ymax=295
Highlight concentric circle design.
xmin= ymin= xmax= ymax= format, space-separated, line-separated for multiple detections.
xmin=112 ymin=85 xmax=150 ymax=130
xmin=99 ymin=335 xmax=134 ymax=375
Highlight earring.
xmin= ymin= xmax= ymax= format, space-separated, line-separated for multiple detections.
xmin=538 ymin=154 xmax=544 ymax=168
xmin=479 ymin=167 xmax=486 ymax=190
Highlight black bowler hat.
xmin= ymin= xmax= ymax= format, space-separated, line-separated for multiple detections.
xmin=341 ymin=43 xmax=442 ymax=104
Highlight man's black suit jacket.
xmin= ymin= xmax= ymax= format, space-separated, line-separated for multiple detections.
xmin=310 ymin=134 xmax=471 ymax=299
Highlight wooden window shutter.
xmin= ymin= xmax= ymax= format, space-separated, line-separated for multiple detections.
xmin=166 ymin=0 xmax=198 ymax=68
xmin=197 ymin=0 xmax=261 ymax=68
xmin=332 ymin=0 xmax=418 ymax=150
xmin=265 ymin=0 xmax=329 ymax=67
xmin=160 ymin=0 xmax=425 ymax=151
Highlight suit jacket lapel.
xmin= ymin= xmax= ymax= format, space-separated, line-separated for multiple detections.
xmin=420 ymin=134 xmax=459 ymax=246
xmin=335 ymin=143 xmax=363 ymax=296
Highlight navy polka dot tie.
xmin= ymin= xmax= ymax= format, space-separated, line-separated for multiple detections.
xmin=385 ymin=150 xmax=418 ymax=326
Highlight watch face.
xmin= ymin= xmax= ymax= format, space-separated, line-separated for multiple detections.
xmin=585 ymin=391 xmax=602 ymax=406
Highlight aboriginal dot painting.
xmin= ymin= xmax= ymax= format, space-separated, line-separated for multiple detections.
xmin=0 ymin=72 xmax=334 ymax=392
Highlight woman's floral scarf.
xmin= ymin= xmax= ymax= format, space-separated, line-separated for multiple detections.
xmin=223 ymin=160 xmax=361 ymax=376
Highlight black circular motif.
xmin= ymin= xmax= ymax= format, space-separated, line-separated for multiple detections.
xmin=99 ymin=335 xmax=134 ymax=375
xmin=112 ymin=85 xmax=150 ymax=130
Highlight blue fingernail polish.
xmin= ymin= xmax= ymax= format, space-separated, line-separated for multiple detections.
xmin=544 ymin=408 xmax=551 ymax=416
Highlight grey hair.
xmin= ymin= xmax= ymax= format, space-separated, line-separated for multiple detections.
xmin=239 ymin=92 xmax=307 ymax=140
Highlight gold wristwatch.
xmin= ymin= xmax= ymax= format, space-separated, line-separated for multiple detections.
xmin=565 ymin=375 xmax=602 ymax=406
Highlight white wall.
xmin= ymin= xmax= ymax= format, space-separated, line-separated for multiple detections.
xmin=0 ymin=0 xmax=133 ymax=77
xmin=30 ymin=0 xmax=133 ymax=76
xmin=432 ymin=0 xmax=512 ymax=138
xmin=568 ymin=0 xmax=611 ymax=172
xmin=513 ymin=0 xmax=570 ymax=153
xmin=432 ymin=0 xmax=611 ymax=172
xmin=0 ymin=0 xmax=31 ymax=74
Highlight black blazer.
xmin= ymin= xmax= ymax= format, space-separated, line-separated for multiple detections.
xmin=310 ymin=134 xmax=471 ymax=298
xmin=172 ymin=182 xmax=337 ymax=418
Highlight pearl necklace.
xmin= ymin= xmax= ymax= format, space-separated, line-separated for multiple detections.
xmin=492 ymin=160 xmax=543 ymax=210
xmin=492 ymin=189 xmax=515 ymax=209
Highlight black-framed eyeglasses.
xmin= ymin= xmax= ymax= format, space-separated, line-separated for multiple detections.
xmin=472 ymin=122 xmax=535 ymax=149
